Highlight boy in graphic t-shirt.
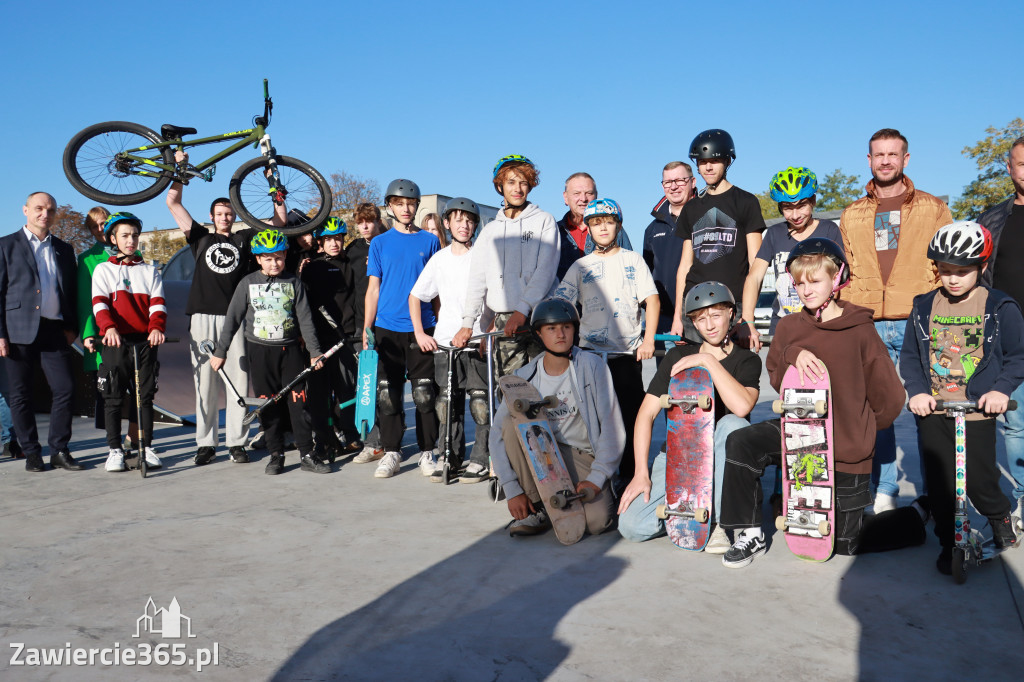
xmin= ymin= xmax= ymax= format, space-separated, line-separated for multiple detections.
xmin=671 ymin=129 xmax=764 ymax=340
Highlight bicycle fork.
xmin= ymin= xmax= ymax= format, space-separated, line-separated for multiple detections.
xmin=259 ymin=134 xmax=287 ymax=206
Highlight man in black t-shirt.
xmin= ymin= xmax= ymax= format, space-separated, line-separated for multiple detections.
xmin=670 ymin=130 xmax=764 ymax=339
xmin=978 ymin=135 xmax=1024 ymax=518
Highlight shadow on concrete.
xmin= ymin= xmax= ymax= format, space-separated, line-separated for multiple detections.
xmin=271 ymin=530 xmax=625 ymax=680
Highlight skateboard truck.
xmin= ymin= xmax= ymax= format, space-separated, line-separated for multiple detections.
xmin=776 ymin=514 xmax=831 ymax=536
xmin=658 ymin=393 xmax=712 ymax=412
xmin=772 ymin=399 xmax=828 ymax=418
xmin=654 ymin=504 xmax=709 ymax=523
xmin=549 ymin=486 xmax=596 ymax=510
xmin=512 ymin=395 xmax=558 ymax=419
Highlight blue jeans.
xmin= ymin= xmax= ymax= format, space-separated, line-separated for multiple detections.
xmin=0 ymin=393 xmax=12 ymax=444
xmin=619 ymin=413 xmax=748 ymax=541
xmin=872 ymin=319 xmax=906 ymax=497
xmin=1001 ymin=381 xmax=1024 ymax=502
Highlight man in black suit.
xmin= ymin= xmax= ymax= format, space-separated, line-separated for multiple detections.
xmin=0 ymin=192 xmax=81 ymax=472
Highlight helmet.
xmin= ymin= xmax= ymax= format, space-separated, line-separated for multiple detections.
xmin=384 ymin=178 xmax=421 ymax=201
xmin=251 ymin=229 xmax=288 ymax=255
xmin=442 ymin=197 xmax=480 ymax=221
xmin=492 ymin=154 xmax=535 ymax=180
xmin=317 ymin=217 xmax=347 ymax=238
xmin=684 ymin=281 xmax=736 ymax=316
xmin=103 ymin=211 xmax=142 ymax=241
xmin=785 ymin=238 xmax=851 ymax=287
xmin=688 ymin=129 xmax=736 ymax=162
xmin=583 ymin=198 xmax=623 ymax=225
xmin=530 ymin=298 xmax=580 ymax=331
xmin=769 ymin=167 xmax=818 ymax=203
xmin=927 ymin=221 xmax=993 ymax=267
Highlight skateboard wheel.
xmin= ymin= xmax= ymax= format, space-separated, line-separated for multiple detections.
xmin=543 ymin=395 xmax=559 ymax=409
xmin=693 ymin=507 xmax=709 ymax=523
xmin=512 ymin=398 xmax=529 ymax=413
xmin=772 ymin=399 xmax=783 ymax=414
xmin=814 ymin=400 xmax=828 ymax=415
xmin=817 ymin=520 xmax=831 ymax=536
xmin=549 ymin=492 xmax=568 ymax=509
xmin=952 ymin=547 xmax=968 ymax=585
xmin=775 ymin=516 xmax=787 ymax=531
xmin=698 ymin=395 xmax=712 ymax=411
xmin=659 ymin=394 xmax=672 ymax=409
xmin=655 ymin=504 xmax=668 ymax=520
xmin=581 ymin=487 xmax=596 ymax=503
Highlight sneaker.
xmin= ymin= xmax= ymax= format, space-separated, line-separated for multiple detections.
xmin=229 ymin=446 xmax=249 ymax=464
xmin=265 ymin=453 xmax=285 ymax=475
xmin=509 ymin=509 xmax=551 ymax=537
xmin=705 ymin=525 xmax=731 ymax=555
xmin=300 ymin=451 xmax=331 ymax=474
xmin=248 ymin=431 xmax=266 ymax=450
xmin=990 ymin=515 xmax=1020 ymax=549
xmin=722 ymin=530 xmax=767 ymax=569
xmin=872 ymin=492 xmax=898 ymax=514
xmin=1014 ymin=498 xmax=1024 ymax=529
xmin=105 ymin=448 xmax=126 ymax=472
xmin=374 ymin=451 xmax=402 ymax=478
xmin=418 ymin=450 xmax=438 ymax=477
xmin=936 ymin=546 xmax=953 ymax=575
xmin=8 ymin=439 xmax=25 ymax=459
xmin=143 ymin=447 xmax=162 ymax=469
xmin=459 ymin=461 xmax=490 ymax=484
xmin=354 ymin=445 xmax=385 ymax=464
xmin=194 ymin=446 xmax=216 ymax=466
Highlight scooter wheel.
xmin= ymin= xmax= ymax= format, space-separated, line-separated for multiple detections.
xmin=952 ymin=547 xmax=968 ymax=585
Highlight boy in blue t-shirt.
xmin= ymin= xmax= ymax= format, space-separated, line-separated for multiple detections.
xmin=363 ymin=179 xmax=440 ymax=479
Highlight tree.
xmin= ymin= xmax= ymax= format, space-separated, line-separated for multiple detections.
xmin=143 ymin=230 xmax=186 ymax=266
xmin=329 ymin=171 xmax=381 ymax=211
xmin=756 ymin=191 xmax=781 ymax=220
xmin=951 ymin=118 xmax=1024 ymax=219
xmin=50 ymin=204 xmax=93 ymax=255
xmin=816 ymin=168 xmax=862 ymax=212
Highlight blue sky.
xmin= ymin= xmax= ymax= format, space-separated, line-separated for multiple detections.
xmin=2 ymin=1 xmax=1021 ymax=247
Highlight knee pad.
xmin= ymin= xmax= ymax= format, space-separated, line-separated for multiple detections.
xmin=412 ymin=378 xmax=436 ymax=413
xmin=469 ymin=389 xmax=490 ymax=426
xmin=435 ymin=390 xmax=449 ymax=422
xmin=377 ymin=380 xmax=401 ymax=416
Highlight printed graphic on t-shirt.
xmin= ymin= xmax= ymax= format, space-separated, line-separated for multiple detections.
xmin=874 ymin=209 xmax=901 ymax=251
xmin=205 ymin=242 xmax=242 ymax=274
xmin=929 ymin=315 xmax=983 ymax=395
xmin=249 ymin=282 xmax=296 ymax=341
xmin=771 ymin=252 xmax=802 ymax=317
xmin=691 ymin=207 xmax=738 ymax=265
xmin=546 ymin=381 xmax=579 ymax=431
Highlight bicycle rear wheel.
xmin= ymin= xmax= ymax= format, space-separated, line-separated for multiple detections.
xmin=229 ymin=156 xmax=332 ymax=233
xmin=63 ymin=121 xmax=173 ymax=205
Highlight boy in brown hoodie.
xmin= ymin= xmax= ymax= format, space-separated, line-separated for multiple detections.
xmin=719 ymin=238 xmax=912 ymax=568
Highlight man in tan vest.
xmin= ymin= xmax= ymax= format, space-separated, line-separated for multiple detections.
xmin=839 ymin=128 xmax=952 ymax=514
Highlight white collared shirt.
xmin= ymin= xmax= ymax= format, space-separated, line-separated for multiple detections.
xmin=21 ymin=226 xmax=61 ymax=320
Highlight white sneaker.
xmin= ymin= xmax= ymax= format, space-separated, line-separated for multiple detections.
xmin=374 ymin=451 xmax=402 ymax=478
xmin=354 ymin=445 xmax=385 ymax=464
xmin=105 ymin=448 xmax=126 ymax=472
xmin=873 ymin=492 xmax=898 ymax=514
xmin=144 ymin=447 xmax=162 ymax=469
xmin=1014 ymin=498 xmax=1023 ymax=532
xmin=705 ymin=525 xmax=731 ymax=554
xmin=509 ymin=509 xmax=551 ymax=537
xmin=418 ymin=450 xmax=438 ymax=477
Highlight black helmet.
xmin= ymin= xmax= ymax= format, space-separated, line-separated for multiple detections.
xmin=442 ymin=197 xmax=480 ymax=221
xmin=684 ymin=281 xmax=736 ymax=316
xmin=785 ymin=238 xmax=851 ymax=287
xmin=530 ymin=298 xmax=580 ymax=331
xmin=384 ymin=178 xmax=421 ymax=201
xmin=688 ymin=129 xmax=736 ymax=162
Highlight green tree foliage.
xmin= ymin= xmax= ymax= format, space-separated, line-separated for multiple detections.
xmin=816 ymin=168 xmax=862 ymax=212
xmin=951 ymin=118 xmax=1024 ymax=219
xmin=756 ymin=191 xmax=781 ymax=220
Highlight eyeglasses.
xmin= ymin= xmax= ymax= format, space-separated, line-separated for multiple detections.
xmin=662 ymin=178 xmax=694 ymax=187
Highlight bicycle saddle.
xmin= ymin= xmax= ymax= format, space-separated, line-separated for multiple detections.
xmin=161 ymin=124 xmax=197 ymax=139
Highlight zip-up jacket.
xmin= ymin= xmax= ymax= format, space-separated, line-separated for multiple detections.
xmin=91 ymin=255 xmax=166 ymax=336
xmin=976 ymin=196 xmax=1018 ymax=288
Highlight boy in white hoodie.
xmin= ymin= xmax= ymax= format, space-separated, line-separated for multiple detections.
xmin=452 ymin=155 xmax=560 ymax=375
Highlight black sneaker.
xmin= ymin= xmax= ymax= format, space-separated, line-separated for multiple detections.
xmin=265 ymin=453 xmax=285 ymax=475
xmin=9 ymin=439 xmax=25 ymax=459
xmin=936 ymin=546 xmax=953 ymax=575
xmin=299 ymin=452 xmax=330 ymax=474
xmin=990 ymin=515 xmax=1020 ymax=549
xmin=229 ymin=446 xmax=249 ymax=464
xmin=194 ymin=446 xmax=216 ymax=466
xmin=722 ymin=531 xmax=767 ymax=569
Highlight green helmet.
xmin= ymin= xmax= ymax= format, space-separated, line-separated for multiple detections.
xmin=769 ymin=167 xmax=818 ymax=203
xmin=251 ymin=229 xmax=288 ymax=255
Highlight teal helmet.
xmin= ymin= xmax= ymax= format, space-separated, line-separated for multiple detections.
xmin=583 ymin=198 xmax=623 ymax=225
xmin=769 ymin=167 xmax=818 ymax=203
xmin=492 ymin=154 xmax=535 ymax=180
xmin=317 ymin=217 xmax=347 ymax=238
xmin=251 ymin=229 xmax=288 ymax=255
xmin=103 ymin=211 xmax=142 ymax=242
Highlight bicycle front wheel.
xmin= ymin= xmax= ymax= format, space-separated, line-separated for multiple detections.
xmin=229 ymin=156 xmax=332 ymax=233
xmin=63 ymin=121 xmax=173 ymax=205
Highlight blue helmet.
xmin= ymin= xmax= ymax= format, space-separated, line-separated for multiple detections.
xmin=251 ymin=229 xmax=288 ymax=255
xmin=583 ymin=198 xmax=623 ymax=225
xmin=103 ymin=211 xmax=142 ymax=241
xmin=769 ymin=167 xmax=818 ymax=203
xmin=492 ymin=154 xmax=534 ymax=180
xmin=317 ymin=217 xmax=347 ymax=238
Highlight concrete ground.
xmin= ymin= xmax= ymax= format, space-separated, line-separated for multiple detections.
xmin=2 ymin=359 xmax=1023 ymax=681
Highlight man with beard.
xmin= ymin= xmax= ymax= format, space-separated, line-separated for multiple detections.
xmin=838 ymin=128 xmax=952 ymax=513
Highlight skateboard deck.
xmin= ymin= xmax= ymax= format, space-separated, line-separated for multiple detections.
xmin=498 ymin=375 xmax=587 ymax=545
xmin=656 ymin=368 xmax=715 ymax=550
xmin=355 ymin=329 xmax=378 ymax=440
xmin=773 ymin=365 xmax=835 ymax=562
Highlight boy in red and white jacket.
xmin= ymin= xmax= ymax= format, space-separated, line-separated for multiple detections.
xmin=91 ymin=212 xmax=166 ymax=472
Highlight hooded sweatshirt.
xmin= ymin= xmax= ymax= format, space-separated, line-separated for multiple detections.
xmin=461 ymin=202 xmax=560 ymax=327
xmin=767 ymin=300 xmax=904 ymax=474
xmin=91 ymin=255 xmax=166 ymax=336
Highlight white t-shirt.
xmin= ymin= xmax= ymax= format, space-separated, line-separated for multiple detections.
xmin=535 ymin=361 xmax=589 ymax=451
xmin=410 ymin=246 xmax=483 ymax=345
xmin=554 ymin=249 xmax=658 ymax=351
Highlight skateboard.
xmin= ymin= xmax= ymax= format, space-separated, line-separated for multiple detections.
xmin=933 ymin=399 xmax=1023 ymax=583
xmin=498 ymin=375 xmax=590 ymax=545
xmin=356 ymin=328 xmax=378 ymax=441
xmin=654 ymin=368 xmax=715 ymax=550
xmin=773 ymin=365 xmax=834 ymax=561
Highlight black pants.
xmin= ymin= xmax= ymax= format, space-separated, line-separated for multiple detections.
xmin=99 ymin=337 xmax=158 ymax=449
xmin=433 ymin=348 xmax=490 ymax=467
xmin=374 ymin=326 xmax=437 ymax=452
xmin=306 ymin=332 xmax=359 ymax=447
xmin=720 ymin=419 xmax=924 ymax=555
xmin=918 ymin=414 xmax=1011 ymax=549
xmin=4 ymin=319 xmax=75 ymax=457
xmin=607 ymin=355 xmax=644 ymax=484
xmin=248 ymin=342 xmax=313 ymax=456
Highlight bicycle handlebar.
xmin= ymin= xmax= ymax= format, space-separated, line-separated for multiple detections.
xmin=263 ymin=78 xmax=269 ymax=99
